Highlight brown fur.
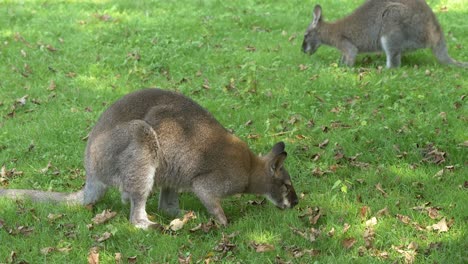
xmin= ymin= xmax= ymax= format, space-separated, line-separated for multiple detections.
xmin=0 ymin=88 xmax=298 ymax=229
xmin=302 ymin=0 xmax=467 ymax=68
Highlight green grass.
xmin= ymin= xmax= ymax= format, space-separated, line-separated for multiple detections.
xmin=1 ymin=0 xmax=467 ymax=263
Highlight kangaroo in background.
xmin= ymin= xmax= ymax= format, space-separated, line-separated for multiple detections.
xmin=0 ymin=88 xmax=298 ymax=229
xmin=302 ymin=0 xmax=468 ymax=68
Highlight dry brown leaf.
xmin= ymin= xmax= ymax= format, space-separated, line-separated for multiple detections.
xmin=178 ymin=253 xmax=192 ymax=264
xmin=88 ymin=247 xmax=99 ymax=264
xmin=343 ymin=223 xmax=351 ymax=233
xmin=375 ymin=183 xmax=388 ymax=197
xmin=48 ymin=80 xmax=56 ymax=91
xmin=250 ymin=242 xmax=275 ymax=253
xmin=396 ymin=214 xmax=411 ymax=225
xmin=360 ymin=206 xmax=370 ymax=219
xmin=47 ymin=213 xmax=64 ymax=222
xmin=318 ymin=139 xmax=329 ymax=149
xmin=376 ymin=207 xmax=389 ymax=217
xmin=342 ymin=237 xmax=357 ymax=249
xmin=214 ymin=232 xmax=237 ymax=253
xmin=190 ymin=219 xmax=218 ymax=233
xmin=290 ymin=226 xmax=320 ymax=242
xmin=363 ymin=227 xmax=375 ymax=249
xmin=114 ymin=253 xmax=122 ymax=264
xmin=127 ymin=256 xmax=137 ymax=264
xmin=365 ymin=217 xmax=377 ymax=227
xmin=91 ymin=209 xmax=117 ymax=225
xmin=96 ymin=231 xmax=112 ymax=242
xmin=40 ymin=247 xmax=56 ymax=255
xmin=428 ymin=218 xmax=449 ymax=233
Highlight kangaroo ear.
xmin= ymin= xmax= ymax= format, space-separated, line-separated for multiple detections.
xmin=271 ymin=152 xmax=287 ymax=173
xmin=269 ymin=142 xmax=288 ymax=173
xmin=271 ymin=141 xmax=286 ymax=156
xmin=312 ymin=5 xmax=322 ymax=26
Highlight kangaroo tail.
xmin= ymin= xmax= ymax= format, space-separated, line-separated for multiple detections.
xmin=432 ymin=36 xmax=468 ymax=68
xmin=0 ymin=189 xmax=84 ymax=205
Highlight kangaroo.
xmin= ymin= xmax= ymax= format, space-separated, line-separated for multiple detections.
xmin=0 ymin=88 xmax=298 ymax=229
xmin=302 ymin=0 xmax=468 ymax=68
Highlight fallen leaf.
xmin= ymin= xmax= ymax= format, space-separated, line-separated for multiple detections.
xmin=178 ymin=253 xmax=192 ymax=264
xmin=343 ymin=223 xmax=351 ymax=233
xmin=96 ymin=231 xmax=112 ymax=242
xmin=48 ymin=80 xmax=56 ymax=91
xmin=91 ymin=209 xmax=117 ymax=225
xmin=115 ymin=253 xmax=122 ymax=264
xmin=290 ymin=226 xmax=321 ymax=242
xmin=169 ymin=218 xmax=185 ymax=231
xmin=428 ymin=218 xmax=449 ymax=233
xmin=318 ymin=139 xmax=329 ymax=149
xmin=127 ymin=256 xmax=137 ymax=264
xmin=396 ymin=214 xmax=411 ymax=225
xmin=363 ymin=227 xmax=375 ymax=249
xmin=375 ymin=183 xmax=388 ymax=197
xmin=47 ymin=213 xmax=64 ymax=222
xmin=376 ymin=207 xmax=389 ymax=217
xmin=342 ymin=237 xmax=357 ymax=249
xmin=365 ymin=217 xmax=377 ymax=227
xmin=88 ymin=247 xmax=99 ymax=264
xmin=327 ymin=227 xmax=335 ymax=237
xmin=214 ymin=233 xmax=237 ymax=253
xmin=360 ymin=206 xmax=370 ymax=219
xmin=250 ymin=242 xmax=275 ymax=252
xmin=190 ymin=219 xmax=218 ymax=233
xmin=40 ymin=247 xmax=56 ymax=255
xmin=169 ymin=211 xmax=197 ymax=231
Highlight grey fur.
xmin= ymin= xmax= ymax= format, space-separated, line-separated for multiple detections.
xmin=302 ymin=0 xmax=468 ymax=68
xmin=0 ymin=88 xmax=298 ymax=229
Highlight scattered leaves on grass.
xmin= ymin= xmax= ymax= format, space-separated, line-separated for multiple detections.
xmin=420 ymin=143 xmax=446 ymax=165
xmin=299 ymin=206 xmax=322 ymax=225
xmin=178 ymin=253 xmax=192 ymax=264
xmin=290 ymin=226 xmax=321 ymax=243
xmin=250 ymin=242 xmax=275 ymax=253
xmin=392 ymin=243 xmax=417 ymax=264
xmin=91 ymin=209 xmax=117 ymax=225
xmin=342 ymin=237 xmax=357 ymax=249
xmin=190 ymin=219 xmax=218 ymax=233
xmin=8 ymin=225 xmax=34 ymax=236
xmin=169 ymin=211 xmax=196 ymax=231
xmin=285 ymin=245 xmax=320 ymax=258
xmin=214 ymin=232 xmax=238 ymax=254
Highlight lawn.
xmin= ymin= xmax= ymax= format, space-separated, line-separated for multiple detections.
xmin=0 ymin=0 xmax=467 ymax=263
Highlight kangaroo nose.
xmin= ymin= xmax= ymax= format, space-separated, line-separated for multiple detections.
xmin=289 ymin=192 xmax=299 ymax=208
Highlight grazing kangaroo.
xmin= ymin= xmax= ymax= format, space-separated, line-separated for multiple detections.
xmin=0 ymin=88 xmax=298 ymax=229
xmin=302 ymin=0 xmax=468 ymax=68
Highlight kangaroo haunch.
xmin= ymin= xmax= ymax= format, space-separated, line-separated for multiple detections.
xmin=0 ymin=88 xmax=298 ymax=229
xmin=302 ymin=0 xmax=467 ymax=68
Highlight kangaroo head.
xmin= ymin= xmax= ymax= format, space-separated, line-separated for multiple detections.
xmin=261 ymin=142 xmax=298 ymax=210
xmin=302 ymin=5 xmax=323 ymax=54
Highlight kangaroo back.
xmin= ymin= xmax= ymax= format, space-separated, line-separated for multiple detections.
xmin=302 ymin=0 xmax=467 ymax=67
